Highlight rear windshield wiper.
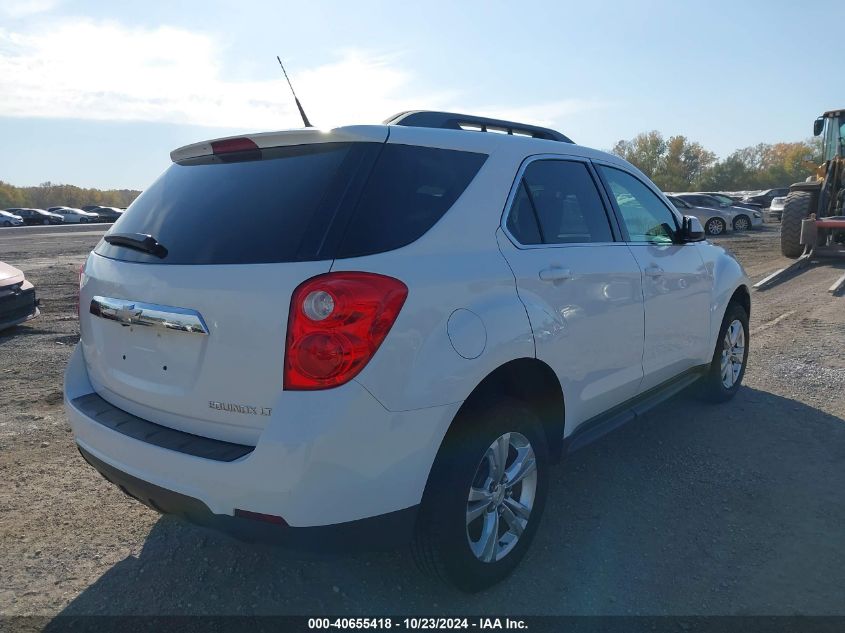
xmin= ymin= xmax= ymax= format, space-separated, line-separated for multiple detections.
xmin=104 ymin=233 xmax=168 ymax=259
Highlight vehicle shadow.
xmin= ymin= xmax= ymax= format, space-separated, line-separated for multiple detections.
xmin=45 ymin=387 xmax=845 ymax=619
xmin=712 ymin=225 xmax=778 ymax=240
xmin=0 ymin=324 xmax=56 ymax=343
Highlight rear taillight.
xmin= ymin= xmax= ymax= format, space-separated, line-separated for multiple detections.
xmin=284 ymin=272 xmax=408 ymax=390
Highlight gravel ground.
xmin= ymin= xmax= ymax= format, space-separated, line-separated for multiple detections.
xmin=0 ymin=224 xmax=843 ymax=617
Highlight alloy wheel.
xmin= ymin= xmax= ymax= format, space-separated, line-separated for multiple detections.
xmin=706 ymin=219 xmax=724 ymax=235
xmin=466 ymin=432 xmax=537 ymax=563
xmin=720 ymin=319 xmax=745 ymax=388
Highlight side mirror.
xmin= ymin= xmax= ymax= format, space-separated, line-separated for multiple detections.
xmin=813 ymin=117 xmax=825 ymax=137
xmin=681 ymin=215 xmax=705 ymax=242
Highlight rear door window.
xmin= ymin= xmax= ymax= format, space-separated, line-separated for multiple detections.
xmin=506 ymin=182 xmax=543 ymax=244
xmin=505 ymin=159 xmax=614 ymax=245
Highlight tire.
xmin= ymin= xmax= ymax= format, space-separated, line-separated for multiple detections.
xmin=732 ymin=215 xmax=751 ymax=231
xmin=699 ymin=302 xmax=749 ymax=403
xmin=704 ymin=217 xmax=726 ymax=236
xmin=412 ymin=396 xmax=549 ymax=592
xmin=79 ymin=217 xmax=87 ymax=223
xmin=781 ymin=191 xmax=812 ymax=258
xmin=2 ymin=220 xmax=10 ymax=227
xmin=43 ymin=219 xmax=49 ymax=225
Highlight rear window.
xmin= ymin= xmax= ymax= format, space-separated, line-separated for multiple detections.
xmin=96 ymin=143 xmax=379 ymax=265
xmin=95 ymin=142 xmax=487 ymax=265
xmin=335 ymin=144 xmax=487 ymax=258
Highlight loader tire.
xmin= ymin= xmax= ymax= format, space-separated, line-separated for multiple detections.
xmin=780 ymin=192 xmax=812 ymax=258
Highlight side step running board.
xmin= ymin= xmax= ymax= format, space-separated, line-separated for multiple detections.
xmin=563 ymin=368 xmax=705 ymax=455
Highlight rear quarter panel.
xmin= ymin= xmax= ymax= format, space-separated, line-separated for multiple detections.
xmin=332 ymin=137 xmax=537 ymax=412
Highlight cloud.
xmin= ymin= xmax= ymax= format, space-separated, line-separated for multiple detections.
xmin=0 ymin=18 xmax=604 ymax=133
xmin=0 ymin=19 xmax=451 ymax=129
xmin=1 ymin=0 xmax=60 ymax=18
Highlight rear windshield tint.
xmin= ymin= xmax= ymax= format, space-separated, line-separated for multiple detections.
xmin=95 ymin=143 xmax=378 ymax=265
xmin=95 ymin=141 xmax=487 ymax=265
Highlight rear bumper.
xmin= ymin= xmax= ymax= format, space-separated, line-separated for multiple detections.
xmin=77 ymin=445 xmax=418 ymax=551
xmin=0 ymin=284 xmax=39 ymax=331
xmin=64 ymin=344 xmax=459 ymax=542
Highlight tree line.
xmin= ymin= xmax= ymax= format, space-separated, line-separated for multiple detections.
xmin=1 ymin=132 xmax=822 ymax=209
xmin=0 ymin=181 xmax=141 ymax=210
xmin=610 ymin=132 xmax=821 ymax=193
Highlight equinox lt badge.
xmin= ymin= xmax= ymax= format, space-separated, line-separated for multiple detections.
xmin=209 ymin=401 xmax=272 ymax=416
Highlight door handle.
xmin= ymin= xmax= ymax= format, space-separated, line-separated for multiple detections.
xmin=539 ymin=267 xmax=572 ymax=282
xmin=644 ymin=265 xmax=664 ymax=277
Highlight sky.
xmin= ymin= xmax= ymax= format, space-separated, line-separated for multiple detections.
xmin=0 ymin=0 xmax=840 ymax=190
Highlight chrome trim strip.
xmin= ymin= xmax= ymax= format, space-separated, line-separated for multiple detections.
xmin=89 ymin=296 xmax=209 ymax=335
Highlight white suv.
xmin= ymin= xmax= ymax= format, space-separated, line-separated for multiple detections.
xmin=65 ymin=111 xmax=751 ymax=591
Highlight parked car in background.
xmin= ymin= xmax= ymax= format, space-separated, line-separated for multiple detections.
xmin=0 ymin=261 xmax=39 ymax=331
xmin=666 ymin=195 xmax=733 ymax=235
xmin=92 ymin=206 xmax=124 ymax=222
xmin=767 ymin=196 xmax=787 ymax=222
xmin=48 ymin=207 xmax=100 ymax=223
xmin=66 ymin=112 xmax=751 ymax=591
xmin=0 ymin=210 xmax=24 ymax=227
xmin=673 ymin=193 xmax=762 ymax=231
xmin=7 ymin=208 xmax=64 ymax=225
xmin=697 ymin=192 xmax=762 ymax=212
xmin=81 ymin=205 xmax=102 ymax=212
xmin=742 ymin=188 xmax=790 ymax=209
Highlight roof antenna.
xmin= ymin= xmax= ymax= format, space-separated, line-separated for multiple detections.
xmin=276 ymin=56 xmax=312 ymax=128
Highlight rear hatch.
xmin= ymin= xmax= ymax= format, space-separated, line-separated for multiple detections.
xmin=80 ymin=128 xmax=388 ymax=445
xmin=79 ymin=126 xmax=488 ymax=445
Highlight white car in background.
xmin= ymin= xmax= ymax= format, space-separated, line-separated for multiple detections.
xmin=0 ymin=260 xmax=39 ymax=330
xmin=48 ymin=207 xmax=100 ymax=223
xmin=768 ymin=196 xmax=787 ymax=222
xmin=666 ymin=195 xmax=734 ymax=236
xmin=673 ymin=194 xmax=762 ymax=231
xmin=65 ymin=111 xmax=751 ymax=592
xmin=0 ymin=210 xmax=24 ymax=227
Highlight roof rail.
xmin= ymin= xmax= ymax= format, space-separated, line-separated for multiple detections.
xmin=384 ymin=110 xmax=573 ymax=143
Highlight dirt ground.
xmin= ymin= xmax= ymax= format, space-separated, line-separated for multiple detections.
xmin=1 ymin=224 xmax=843 ymax=618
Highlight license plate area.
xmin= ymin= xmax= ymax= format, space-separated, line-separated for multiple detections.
xmin=103 ymin=323 xmax=207 ymax=394
xmin=86 ymin=296 xmax=211 ymax=395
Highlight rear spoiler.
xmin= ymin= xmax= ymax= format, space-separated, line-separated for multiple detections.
xmin=170 ymin=126 xmax=389 ymax=162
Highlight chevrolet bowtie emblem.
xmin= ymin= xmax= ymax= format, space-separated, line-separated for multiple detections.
xmin=113 ymin=304 xmax=143 ymax=325
xmin=90 ymin=296 xmax=210 ymax=335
